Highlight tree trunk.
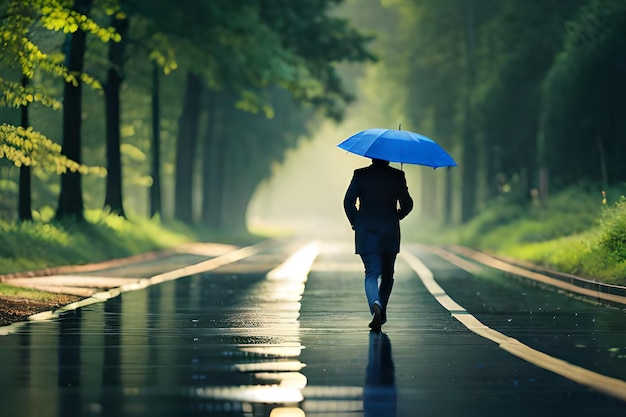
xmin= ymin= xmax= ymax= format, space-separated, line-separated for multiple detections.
xmin=150 ymin=61 xmax=162 ymax=218
xmin=56 ymin=0 xmax=93 ymax=221
xmin=205 ymin=129 xmax=225 ymax=229
xmin=421 ymin=100 xmax=454 ymax=224
xmin=174 ymin=72 xmax=203 ymax=224
xmin=432 ymin=103 xmax=454 ymax=224
xmin=201 ymin=90 xmax=218 ymax=226
xmin=460 ymin=0 xmax=478 ymax=222
xmin=203 ymin=92 xmax=239 ymax=231
xmin=220 ymin=163 xmax=254 ymax=235
xmin=103 ymin=15 xmax=129 ymax=217
xmin=18 ymin=75 xmax=32 ymax=222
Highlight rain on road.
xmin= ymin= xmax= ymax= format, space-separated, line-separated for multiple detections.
xmin=1 ymin=238 xmax=626 ymax=417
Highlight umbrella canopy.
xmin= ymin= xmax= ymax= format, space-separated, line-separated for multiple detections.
xmin=337 ymin=128 xmax=457 ymax=168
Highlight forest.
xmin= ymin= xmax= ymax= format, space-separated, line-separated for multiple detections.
xmin=1 ymin=0 xmax=625 ymax=249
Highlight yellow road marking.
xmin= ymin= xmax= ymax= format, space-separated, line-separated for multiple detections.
xmin=447 ymin=245 xmax=626 ymax=306
xmin=401 ymin=250 xmax=626 ymax=402
xmin=267 ymin=241 xmax=320 ymax=282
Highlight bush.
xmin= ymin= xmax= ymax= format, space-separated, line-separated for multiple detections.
xmin=440 ymin=184 xmax=626 ymax=285
xmin=458 ymin=198 xmax=526 ymax=248
xmin=597 ymin=197 xmax=626 ymax=264
xmin=459 ymin=184 xmax=601 ymax=250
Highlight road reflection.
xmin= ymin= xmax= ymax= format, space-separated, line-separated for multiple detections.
xmin=182 ymin=243 xmax=319 ymax=416
xmin=0 ymin=243 xmax=326 ymax=417
xmin=58 ymin=309 xmax=81 ymax=417
xmin=100 ymin=295 xmax=122 ymax=416
xmin=365 ymin=332 xmax=397 ymax=417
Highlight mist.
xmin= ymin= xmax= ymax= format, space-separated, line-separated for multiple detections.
xmin=247 ymin=119 xmax=429 ymax=240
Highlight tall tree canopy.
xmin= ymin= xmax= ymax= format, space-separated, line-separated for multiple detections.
xmin=377 ymin=0 xmax=623 ymax=224
xmin=0 ymin=0 xmax=111 ymax=174
xmin=3 ymin=0 xmax=622 ymax=230
xmin=539 ymin=0 xmax=626 ymax=190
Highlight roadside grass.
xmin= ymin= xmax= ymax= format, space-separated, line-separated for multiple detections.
xmin=0 ymin=208 xmax=272 ymax=303
xmin=414 ymin=185 xmax=626 ymax=286
xmin=0 ymin=208 xmax=207 ymax=276
xmin=0 ymin=282 xmax=70 ymax=302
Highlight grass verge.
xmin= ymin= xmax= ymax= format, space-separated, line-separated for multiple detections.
xmin=0 ymin=282 xmax=71 ymax=301
xmin=413 ymin=185 xmax=626 ymax=286
xmin=0 ymin=208 xmax=267 ymax=277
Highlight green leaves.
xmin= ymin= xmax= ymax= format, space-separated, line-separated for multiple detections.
xmin=0 ymin=124 xmax=106 ymax=176
xmin=0 ymin=77 xmax=62 ymax=109
xmin=540 ymin=0 xmax=626 ymax=187
xmin=37 ymin=0 xmax=121 ymax=40
xmin=0 ymin=0 xmax=118 ymax=176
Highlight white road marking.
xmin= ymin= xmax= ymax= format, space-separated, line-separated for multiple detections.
xmin=0 ymin=241 xmax=270 ymax=336
xmin=401 ymin=250 xmax=626 ymax=402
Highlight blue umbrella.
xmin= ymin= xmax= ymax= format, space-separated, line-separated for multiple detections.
xmin=337 ymin=128 xmax=457 ymax=168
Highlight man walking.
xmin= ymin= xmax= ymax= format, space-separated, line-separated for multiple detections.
xmin=343 ymin=158 xmax=413 ymax=332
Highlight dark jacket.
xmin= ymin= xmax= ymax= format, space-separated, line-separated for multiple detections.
xmin=343 ymin=161 xmax=413 ymax=254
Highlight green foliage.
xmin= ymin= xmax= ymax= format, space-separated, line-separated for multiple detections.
xmin=0 ymin=123 xmax=107 ymax=175
xmin=457 ymin=198 xmax=526 ymax=248
xmin=0 ymin=282 xmax=69 ymax=301
xmin=502 ymin=206 xmax=626 ymax=286
xmin=0 ymin=0 xmax=120 ymax=178
xmin=438 ymin=185 xmax=626 ymax=285
xmin=147 ymin=33 xmax=178 ymax=75
xmin=0 ymin=78 xmax=62 ymax=109
xmin=40 ymin=2 xmax=121 ymax=42
xmin=375 ymin=0 xmax=626 ymax=225
xmin=144 ymin=0 xmax=376 ymax=120
xmin=459 ymin=185 xmax=601 ymax=249
xmin=0 ymin=0 xmax=114 ymax=98
xmin=539 ymin=0 xmax=626 ymax=189
xmin=597 ymin=196 xmax=626 ymax=264
xmin=472 ymin=0 xmax=584 ymax=197
xmin=255 ymin=0 xmax=376 ymax=120
xmin=0 ymin=209 xmax=196 ymax=274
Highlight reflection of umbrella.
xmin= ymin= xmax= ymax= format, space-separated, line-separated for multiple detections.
xmin=338 ymin=128 xmax=457 ymax=168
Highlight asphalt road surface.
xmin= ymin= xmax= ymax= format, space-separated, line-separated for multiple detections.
xmin=1 ymin=238 xmax=626 ymax=417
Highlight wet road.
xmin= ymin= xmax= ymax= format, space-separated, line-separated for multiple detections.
xmin=1 ymin=238 xmax=626 ymax=417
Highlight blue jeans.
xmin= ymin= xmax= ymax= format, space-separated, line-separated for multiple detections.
xmin=360 ymin=253 xmax=397 ymax=314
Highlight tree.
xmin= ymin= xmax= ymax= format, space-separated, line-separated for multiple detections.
xmin=55 ymin=0 xmax=93 ymax=220
xmin=173 ymin=71 xmax=202 ymax=223
xmin=540 ymin=0 xmax=626 ymax=191
xmin=18 ymin=75 xmax=32 ymax=221
xmin=1 ymin=0 xmax=109 ymax=220
xmin=103 ymin=12 xmax=129 ymax=217
xmin=195 ymin=0 xmax=375 ymax=231
xmin=94 ymin=1 xmax=178 ymax=219
xmin=472 ymin=0 xmax=585 ymax=203
xmin=53 ymin=0 xmax=121 ymax=220
xmin=384 ymin=0 xmax=469 ymax=223
xmin=149 ymin=60 xmax=162 ymax=218
xmin=144 ymin=0 xmax=375 ymax=226
xmin=202 ymin=87 xmax=312 ymax=233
